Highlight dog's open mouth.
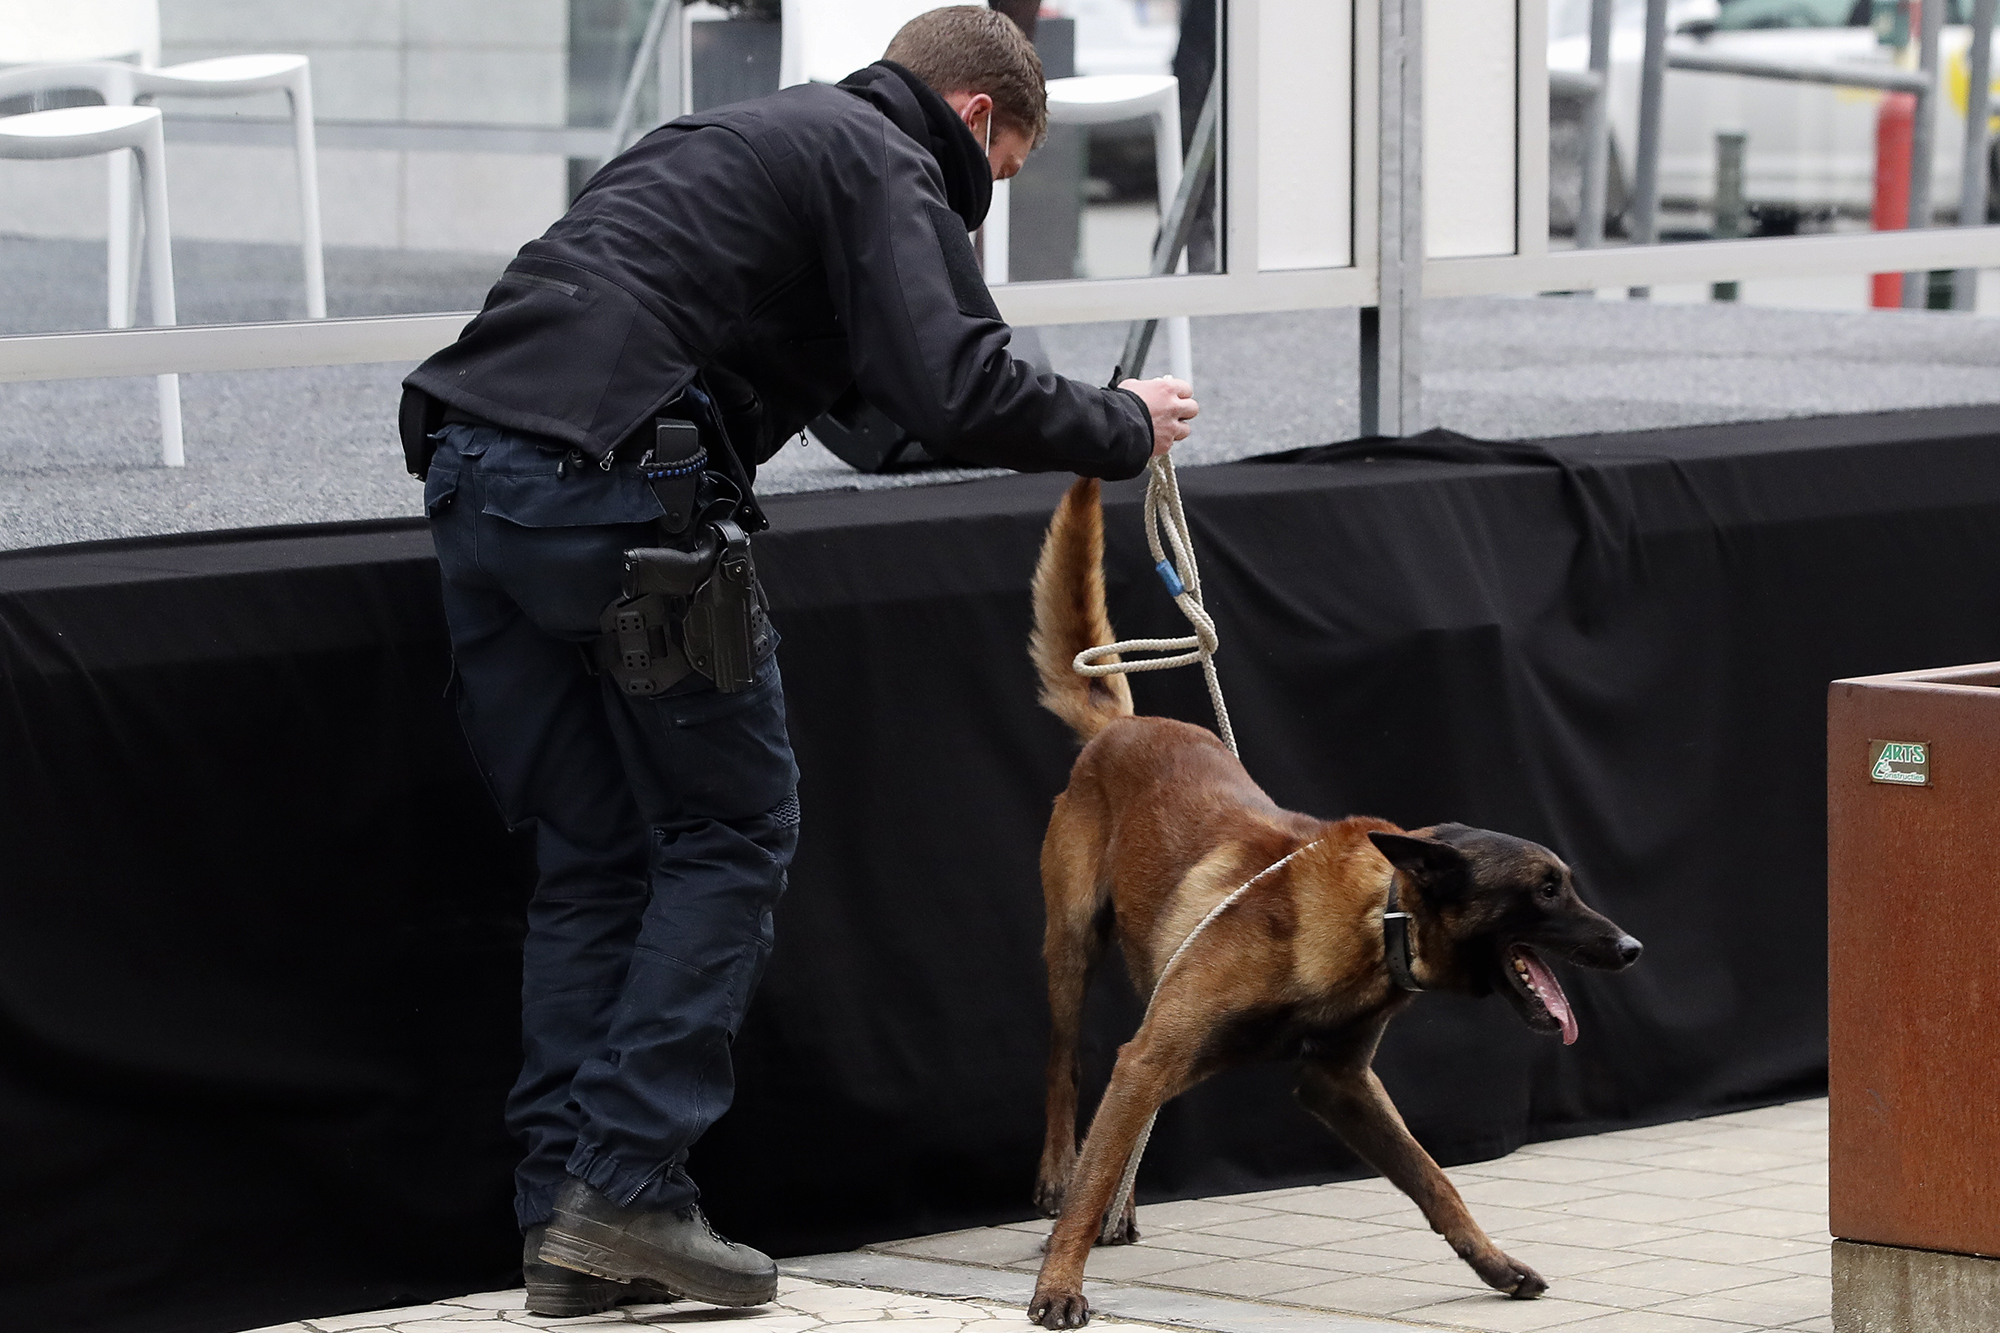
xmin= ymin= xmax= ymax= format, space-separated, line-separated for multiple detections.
xmin=1506 ymin=945 xmax=1578 ymax=1045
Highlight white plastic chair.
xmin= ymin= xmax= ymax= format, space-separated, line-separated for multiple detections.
xmin=1045 ymin=73 xmax=1189 ymax=383
xmin=778 ymin=0 xmax=985 ymax=90
xmin=0 ymin=64 xmax=182 ymax=466
xmin=0 ymin=0 xmax=325 ymax=322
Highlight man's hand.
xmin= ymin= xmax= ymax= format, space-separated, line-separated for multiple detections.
xmin=1120 ymin=377 xmax=1198 ymax=457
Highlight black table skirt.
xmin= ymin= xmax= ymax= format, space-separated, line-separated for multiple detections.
xmin=8 ymin=405 xmax=1998 ymax=1333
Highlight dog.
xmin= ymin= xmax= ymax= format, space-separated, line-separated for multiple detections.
xmin=1023 ymin=478 xmax=1644 ymax=1329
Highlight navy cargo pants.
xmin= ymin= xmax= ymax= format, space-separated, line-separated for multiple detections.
xmin=425 ymin=423 xmax=799 ymax=1230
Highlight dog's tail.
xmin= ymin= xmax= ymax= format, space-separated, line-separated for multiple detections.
xmin=1031 ymin=477 xmax=1135 ymax=743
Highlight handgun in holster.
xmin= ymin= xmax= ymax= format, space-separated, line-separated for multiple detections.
xmin=617 ymin=520 xmax=772 ymax=695
xmin=680 ymin=518 xmax=773 ymax=693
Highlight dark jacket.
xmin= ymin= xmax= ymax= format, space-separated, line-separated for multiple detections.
xmin=400 ymin=62 xmax=1152 ymax=485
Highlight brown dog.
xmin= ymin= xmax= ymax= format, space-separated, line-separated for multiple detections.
xmin=1024 ymin=478 xmax=1643 ymax=1329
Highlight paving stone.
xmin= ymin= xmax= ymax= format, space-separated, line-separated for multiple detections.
xmin=1674 ymin=1128 xmax=1823 ymax=1157
xmin=1298 ymin=1227 xmax=1474 ymax=1264
xmin=1132 ymin=1257 xmax=1332 ymax=1298
xmin=1663 ymin=1208 xmax=1825 ymax=1241
xmin=1241 ymin=1185 xmax=1412 ymax=1222
xmin=1456 ymin=1178 xmax=1616 ymax=1209
xmin=1519 ymin=1138 xmax=1693 ymax=1166
xmin=1198 ymin=1213 xmax=1402 ymax=1247
xmin=1394 ymin=1292 xmax=1620 ymax=1331
xmin=1635 ymin=1148 xmax=1816 ymax=1177
xmin=1272 ymin=1264 xmax=1480 ymax=1304
xmin=1645 ymin=1285 xmax=1830 ymax=1328
xmin=1254 ymin=1271 xmax=1470 ymax=1315
xmin=438 ymin=1293 xmax=524 ymax=1311
xmin=326 ymin=1096 xmax=1844 ymax=1333
xmin=1247 ymin=1246 xmax=1423 ymax=1277
xmin=1538 ymin=1275 xmax=1684 ymax=1309
xmin=1625 ymin=1232 xmax=1820 ymax=1266
xmin=873 ymin=1228 xmax=1047 ymax=1267
xmin=1052 ymin=1245 xmax=1191 ymax=1282
xmin=1705 ymin=1184 xmax=1827 ymax=1215
xmin=311 ymin=1307 xmax=469 ymax=1331
xmin=1204 ymin=1186 xmax=1320 ymax=1207
xmin=1543 ymin=1311 xmax=1758 ymax=1332
xmin=1503 ymin=1217 xmax=1698 ymax=1249
xmin=1616 ymin=1169 xmax=1774 ymax=1201
xmin=1584 ymin=1256 xmax=1796 ymax=1297
xmin=239 ymin=1324 xmax=315 ymax=1333
xmin=1753 ymin=1247 xmax=1833 ymax=1279
xmin=1128 ymin=1231 xmax=1295 ymax=1260
xmin=1752 ymin=1163 xmax=1828 ymax=1187
xmin=1532 ymin=1193 xmax=1734 ymax=1226
xmin=1451 ymin=1155 xmax=1634 ymax=1186
xmin=1135 ymin=1200 xmax=1276 ymax=1230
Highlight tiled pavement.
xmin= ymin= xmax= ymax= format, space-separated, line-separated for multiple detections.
xmin=244 ymin=1097 xmax=1831 ymax=1333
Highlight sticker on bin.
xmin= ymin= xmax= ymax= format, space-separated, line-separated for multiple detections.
xmin=1869 ymin=740 xmax=1929 ymax=786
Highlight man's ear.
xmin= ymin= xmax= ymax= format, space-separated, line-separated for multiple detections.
xmin=1368 ymin=831 xmax=1470 ymax=893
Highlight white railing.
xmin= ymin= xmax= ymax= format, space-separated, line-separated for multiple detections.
xmin=5 ymin=0 xmax=2000 ymax=434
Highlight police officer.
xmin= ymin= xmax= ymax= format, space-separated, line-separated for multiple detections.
xmin=398 ymin=6 xmax=1197 ymax=1318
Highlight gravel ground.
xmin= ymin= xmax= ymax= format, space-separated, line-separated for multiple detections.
xmin=7 ymin=236 xmax=2000 ymax=551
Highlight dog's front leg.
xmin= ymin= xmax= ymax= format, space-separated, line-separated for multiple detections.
xmin=1295 ymin=1059 xmax=1547 ymax=1299
xmin=1028 ymin=1034 xmax=1187 ymax=1329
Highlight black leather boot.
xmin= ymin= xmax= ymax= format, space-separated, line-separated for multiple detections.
xmin=539 ymin=1179 xmax=778 ymax=1307
xmin=522 ymin=1223 xmax=678 ymax=1317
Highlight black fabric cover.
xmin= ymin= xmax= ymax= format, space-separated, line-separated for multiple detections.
xmin=9 ymin=406 xmax=2000 ymax=1333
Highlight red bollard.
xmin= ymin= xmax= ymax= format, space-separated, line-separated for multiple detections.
xmin=1872 ymin=91 xmax=1916 ymax=308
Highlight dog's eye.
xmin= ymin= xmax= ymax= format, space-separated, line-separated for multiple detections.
xmin=1539 ymin=880 xmax=1560 ymax=900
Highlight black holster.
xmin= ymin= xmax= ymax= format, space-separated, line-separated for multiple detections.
xmin=613 ymin=518 xmax=773 ymax=695
xmin=592 ymin=593 xmax=694 ymax=697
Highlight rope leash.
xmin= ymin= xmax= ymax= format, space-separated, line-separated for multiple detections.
xmin=1066 ymin=449 xmax=1280 ymax=1241
xmin=1072 ymin=453 xmax=1236 ymax=757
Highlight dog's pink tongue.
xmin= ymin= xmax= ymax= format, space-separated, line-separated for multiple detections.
xmin=1521 ymin=951 xmax=1578 ymax=1045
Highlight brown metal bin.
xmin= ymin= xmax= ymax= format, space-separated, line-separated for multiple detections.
xmin=1829 ymin=663 xmax=2000 ymax=1262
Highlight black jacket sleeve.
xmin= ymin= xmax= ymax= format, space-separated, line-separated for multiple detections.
xmin=806 ymin=115 xmax=1153 ymax=480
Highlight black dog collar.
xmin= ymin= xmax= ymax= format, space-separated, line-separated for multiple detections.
xmin=1382 ymin=877 xmax=1425 ymax=993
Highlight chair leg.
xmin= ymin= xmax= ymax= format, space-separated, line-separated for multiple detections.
xmin=156 ymin=374 xmax=184 ymax=469
xmin=287 ymin=69 xmax=327 ymax=319
xmin=136 ymin=120 xmax=184 ymax=466
xmin=106 ymin=150 xmax=134 ymax=329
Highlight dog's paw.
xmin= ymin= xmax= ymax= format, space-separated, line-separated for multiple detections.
xmin=1476 ymin=1252 xmax=1546 ymax=1300
xmin=1094 ymin=1198 xmax=1139 ymax=1247
xmin=1032 ymin=1177 xmax=1066 ymax=1219
xmin=1028 ymin=1289 xmax=1092 ymax=1329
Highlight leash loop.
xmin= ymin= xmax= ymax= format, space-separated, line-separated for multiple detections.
xmin=1072 ymin=454 xmax=1236 ymax=756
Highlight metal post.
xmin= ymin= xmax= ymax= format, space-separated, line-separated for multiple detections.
xmin=1360 ymin=0 xmax=1422 ymax=438
xmin=1577 ymin=0 xmax=1614 ymax=251
xmin=607 ymin=0 xmax=680 ymax=161
xmin=1712 ymin=130 xmax=1747 ymax=300
xmin=1954 ymin=0 xmax=1997 ymax=309
xmin=1628 ymin=0 xmax=1670 ymax=297
xmin=1903 ymin=0 xmax=1943 ymax=307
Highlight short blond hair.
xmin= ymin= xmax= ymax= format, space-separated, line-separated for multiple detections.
xmin=884 ymin=6 xmax=1048 ymax=147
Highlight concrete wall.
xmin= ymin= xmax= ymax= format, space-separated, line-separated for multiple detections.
xmin=0 ymin=0 xmax=570 ymax=255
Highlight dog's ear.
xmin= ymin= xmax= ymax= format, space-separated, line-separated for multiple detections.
xmin=1368 ymin=831 xmax=1470 ymax=893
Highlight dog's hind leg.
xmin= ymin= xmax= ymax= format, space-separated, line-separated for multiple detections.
xmin=1035 ymin=801 xmax=1113 ymax=1219
xmin=1295 ymin=1051 xmax=1548 ymax=1300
